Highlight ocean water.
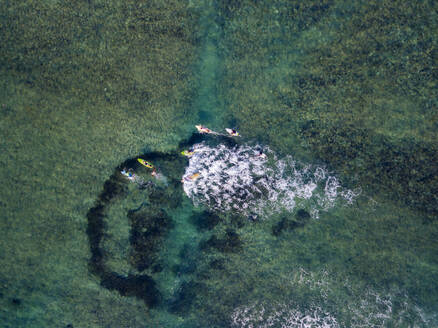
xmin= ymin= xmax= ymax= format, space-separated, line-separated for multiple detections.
xmin=0 ymin=0 xmax=437 ymax=327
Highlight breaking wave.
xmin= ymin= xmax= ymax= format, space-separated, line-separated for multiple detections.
xmin=231 ymin=302 xmax=339 ymax=328
xmin=280 ymin=267 xmax=435 ymax=327
xmin=230 ymin=280 xmax=434 ymax=328
xmin=182 ymin=142 xmax=359 ymax=218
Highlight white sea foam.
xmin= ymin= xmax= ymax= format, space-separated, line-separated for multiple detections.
xmin=288 ymin=267 xmax=435 ymax=327
xmin=230 ymin=267 xmax=435 ymax=328
xmin=231 ymin=302 xmax=340 ymax=328
xmin=347 ymin=287 xmax=434 ymax=328
xmin=182 ymin=142 xmax=359 ymax=218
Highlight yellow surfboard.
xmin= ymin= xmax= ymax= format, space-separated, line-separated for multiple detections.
xmin=181 ymin=150 xmax=195 ymax=157
xmin=137 ymin=158 xmax=154 ymax=169
xmin=225 ymin=128 xmax=239 ymax=137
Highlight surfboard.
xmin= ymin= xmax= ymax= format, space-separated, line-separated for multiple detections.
xmin=137 ymin=158 xmax=154 ymax=168
xmin=225 ymin=128 xmax=239 ymax=137
xmin=181 ymin=150 xmax=195 ymax=157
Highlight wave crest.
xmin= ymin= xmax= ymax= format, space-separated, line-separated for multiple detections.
xmin=182 ymin=142 xmax=359 ymax=218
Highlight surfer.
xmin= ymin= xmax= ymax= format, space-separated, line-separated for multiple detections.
xmin=196 ymin=125 xmax=215 ymax=134
xmin=137 ymin=158 xmax=154 ymax=169
xmin=181 ymin=172 xmax=201 ymax=183
xmin=137 ymin=158 xmax=160 ymax=178
xmin=225 ymin=128 xmax=239 ymax=137
xmin=121 ymin=168 xmax=135 ymax=180
xmin=181 ymin=147 xmax=196 ymax=157
xmin=256 ymin=149 xmax=267 ymax=159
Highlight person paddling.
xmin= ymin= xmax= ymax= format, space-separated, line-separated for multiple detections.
xmin=181 ymin=172 xmax=201 ymax=183
xmin=181 ymin=147 xmax=196 ymax=157
xmin=121 ymin=168 xmax=135 ymax=180
xmin=196 ymin=125 xmax=214 ymax=134
xmin=225 ymin=128 xmax=239 ymax=137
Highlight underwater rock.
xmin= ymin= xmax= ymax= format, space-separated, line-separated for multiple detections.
xmin=86 ymin=147 xmax=193 ymax=307
xmin=11 ymin=298 xmax=21 ymax=306
xmin=168 ymin=281 xmax=204 ymax=315
xmin=99 ymin=175 xmax=127 ymax=203
xmin=173 ymin=261 xmax=197 ymax=276
xmin=230 ymin=214 xmax=246 ymax=228
xmin=100 ymin=272 xmax=160 ymax=308
xmin=128 ymin=209 xmax=173 ymax=272
xmin=200 ymin=229 xmax=242 ymax=253
xmin=148 ymin=189 xmax=167 ymax=205
xmin=148 ymin=187 xmax=182 ymax=209
xmin=272 ymin=217 xmax=289 ymax=236
xmin=172 ymin=244 xmax=198 ymax=275
xmin=296 ymin=209 xmax=311 ymax=221
xmin=272 ymin=209 xmax=310 ymax=236
xmin=209 ymin=258 xmax=225 ymax=270
xmin=190 ymin=211 xmax=221 ymax=231
xmin=151 ymin=263 xmax=163 ymax=273
xmin=86 ymin=203 xmax=106 ymax=272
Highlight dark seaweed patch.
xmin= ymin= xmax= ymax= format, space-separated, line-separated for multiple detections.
xmin=272 ymin=210 xmax=310 ymax=236
xmin=172 ymin=244 xmax=198 ymax=275
xmin=86 ymin=203 xmax=106 ymax=272
xmin=99 ymin=175 xmax=127 ymax=203
xmin=100 ymin=272 xmax=160 ymax=308
xmin=86 ymin=147 xmax=191 ymax=307
xmin=209 ymin=258 xmax=225 ymax=270
xmin=230 ymin=214 xmax=246 ymax=228
xmin=296 ymin=209 xmax=311 ymax=221
xmin=168 ymin=281 xmax=204 ymax=315
xmin=129 ymin=209 xmax=173 ymax=272
xmin=190 ymin=211 xmax=221 ymax=231
xmin=200 ymin=229 xmax=242 ymax=253
xmin=11 ymin=298 xmax=21 ymax=306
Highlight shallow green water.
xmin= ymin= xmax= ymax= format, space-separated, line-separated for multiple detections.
xmin=1 ymin=0 xmax=437 ymax=327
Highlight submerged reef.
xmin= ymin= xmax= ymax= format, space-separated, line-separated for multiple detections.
xmin=168 ymin=280 xmax=205 ymax=315
xmin=128 ymin=208 xmax=174 ymax=272
xmin=86 ymin=146 xmax=187 ymax=307
xmin=200 ymin=229 xmax=243 ymax=253
xmin=190 ymin=210 xmax=221 ymax=231
xmin=272 ymin=209 xmax=311 ymax=236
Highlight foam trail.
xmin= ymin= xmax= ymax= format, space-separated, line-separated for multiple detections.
xmin=182 ymin=142 xmax=360 ymax=219
xmin=231 ymin=302 xmax=340 ymax=328
xmin=230 ymin=277 xmax=434 ymax=327
xmin=289 ymin=267 xmax=435 ymax=327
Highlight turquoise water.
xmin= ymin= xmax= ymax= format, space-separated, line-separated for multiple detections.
xmin=1 ymin=0 xmax=437 ymax=327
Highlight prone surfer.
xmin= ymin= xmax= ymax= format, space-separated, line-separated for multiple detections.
xmin=196 ymin=125 xmax=240 ymax=138
xmin=181 ymin=172 xmax=201 ymax=183
xmin=196 ymin=125 xmax=214 ymax=134
xmin=256 ymin=149 xmax=267 ymax=159
xmin=225 ymin=128 xmax=239 ymax=137
xmin=121 ymin=168 xmax=135 ymax=180
xmin=181 ymin=147 xmax=196 ymax=157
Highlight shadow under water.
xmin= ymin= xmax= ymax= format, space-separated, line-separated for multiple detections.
xmin=86 ymin=145 xmax=191 ymax=307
